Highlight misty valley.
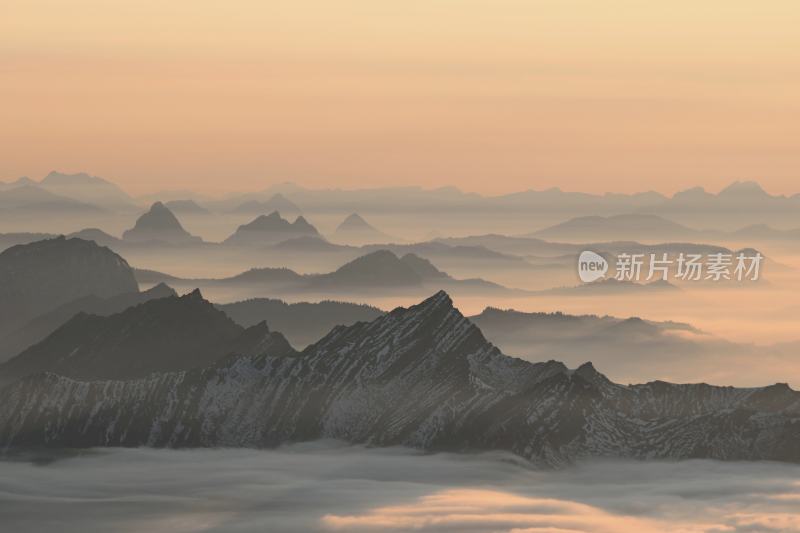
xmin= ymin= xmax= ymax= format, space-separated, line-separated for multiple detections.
xmin=1 ymin=172 xmax=799 ymax=531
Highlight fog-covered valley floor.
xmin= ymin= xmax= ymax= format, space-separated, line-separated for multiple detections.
xmin=1 ymin=444 xmax=799 ymax=533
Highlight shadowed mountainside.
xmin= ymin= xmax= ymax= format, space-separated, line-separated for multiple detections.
xmin=0 ymin=291 xmax=798 ymax=467
xmin=0 ymin=237 xmax=138 ymax=336
xmin=0 ymin=283 xmax=177 ymax=363
xmin=0 ymin=289 xmax=292 ymax=382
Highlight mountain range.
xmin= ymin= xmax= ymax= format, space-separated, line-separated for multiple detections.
xmin=530 ymin=213 xmax=800 ymax=244
xmin=0 ymin=172 xmax=137 ymax=212
xmin=332 ymin=213 xmax=397 ymax=245
xmin=0 ymin=185 xmax=103 ymax=214
xmin=0 ymin=289 xmax=290 ymax=383
xmin=7 ymin=171 xmax=799 ymax=228
xmin=135 ymin=249 xmax=511 ymax=297
xmin=1 ymin=291 xmax=797 ymax=467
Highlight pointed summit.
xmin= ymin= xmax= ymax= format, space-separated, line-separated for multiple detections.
xmin=332 ymin=212 xmax=397 ymax=245
xmin=184 ymin=287 xmax=204 ymax=300
xmin=122 ymin=202 xmax=202 ymax=244
xmin=414 ymin=289 xmax=454 ymax=311
xmin=337 ymin=213 xmax=371 ymax=230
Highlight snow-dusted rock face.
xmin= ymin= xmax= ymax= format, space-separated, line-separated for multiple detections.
xmin=1 ymin=291 xmax=799 ymax=466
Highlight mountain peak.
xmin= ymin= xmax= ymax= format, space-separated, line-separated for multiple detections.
xmin=418 ymin=289 xmax=453 ymax=310
xmin=0 ymin=288 xmax=261 ymax=381
xmin=293 ymin=215 xmax=316 ymax=231
xmin=225 ymin=211 xmax=319 ymax=245
xmin=573 ymin=361 xmax=614 ymax=387
xmin=338 ymin=213 xmax=371 ymax=230
xmin=310 ymin=250 xmax=423 ymax=288
xmin=184 ymin=288 xmax=204 ymax=300
xmin=122 ymin=203 xmax=200 ymax=244
xmin=719 ymin=180 xmax=768 ymax=197
xmin=332 ymin=213 xmax=397 ymax=245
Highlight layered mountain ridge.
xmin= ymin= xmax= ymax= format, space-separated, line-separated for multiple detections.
xmin=0 ymin=291 xmax=798 ymax=466
xmin=0 ymin=237 xmax=138 ymax=336
xmin=0 ymin=289 xmax=289 ymax=382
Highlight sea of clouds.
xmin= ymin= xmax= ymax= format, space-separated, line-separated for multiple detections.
xmin=1 ymin=442 xmax=799 ymax=532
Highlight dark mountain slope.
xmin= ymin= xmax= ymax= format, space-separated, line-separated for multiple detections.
xmin=0 ymin=291 xmax=798 ymax=467
xmin=0 ymin=283 xmax=177 ymax=362
xmin=0 ymin=289 xmax=291 ymax=382
xmin=0 ymin=237 xmax=138 ymax=336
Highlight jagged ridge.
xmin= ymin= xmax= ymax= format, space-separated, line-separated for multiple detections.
xmin=0 ymin=291 xmax=798 ymax=466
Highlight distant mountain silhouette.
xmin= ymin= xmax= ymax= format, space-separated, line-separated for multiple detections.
xmin=39 ymin=171 xmax=137 ymax=210
xmin=0 ymin=176 xmax=36 ymax=190
xmin=472 ymin=308 xmax=697 ymax=360
xmin=361 ymin=241 xmax=529 ymax=269
xmin=0 ymin=289 xmax=292 ymax=382
xmin=224 ymin=211 xmax=319 ymax=245
xmin=122 ymin=202 xmax=202 ymax=244
xmin=134 ymin=249 xmax=515 ymax=297
xmin=332 ymin=213 xmax=396 ymax=244
xmin=67 ymin=228 xmax=122 ymax=248
xmin=0 ymin=283 xmax=176 ymax=362
xmin=0 ymin=185 xmax=103 ymax=213
xmin=0 ymin=232 xmax=58 ymax=252
xmin=218 ymin=298 xmax=383 ymax=348
xmin=533 ymin=214 xmax=698 ymax=242
xmin=310 ymin=250 xmax=440 ymax=288
xmin=732 ymin=224 xmax=800 ymax=241
xmin=272 ymin=236 xmax=347 ymax=253
xmin=228 ymin=193 xmax=302 ymax=216
xmin=164 ymin=199 xmax=210 ymax=215
xmin=0 ymin=237 xmax=138 ymax=336
xmin=544 ymin=278 xmax=679 ymax=295
xmin=467 ymin=307 xmax=771 ymax=385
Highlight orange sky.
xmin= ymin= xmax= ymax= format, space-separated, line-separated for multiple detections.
xmin=2 ymin=0 xmax=799 ymax=196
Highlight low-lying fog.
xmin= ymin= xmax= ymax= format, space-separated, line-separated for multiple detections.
xmin=1 ymin=444 xmax=799 ymax=532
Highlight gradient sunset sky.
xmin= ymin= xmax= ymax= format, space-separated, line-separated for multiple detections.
xmin=3 ymin=1 xmax=799 ymax=196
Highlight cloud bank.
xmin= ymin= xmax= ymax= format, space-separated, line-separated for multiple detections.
xmin=1 ymin=443 xmax=799 ymax=532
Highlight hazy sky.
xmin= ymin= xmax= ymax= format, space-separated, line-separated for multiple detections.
xmin=3 ymin=1 xmax=799 ymax=196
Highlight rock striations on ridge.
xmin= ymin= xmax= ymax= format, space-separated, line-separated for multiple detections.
xmin=0 ymin=291 xmax=798 ymax=466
